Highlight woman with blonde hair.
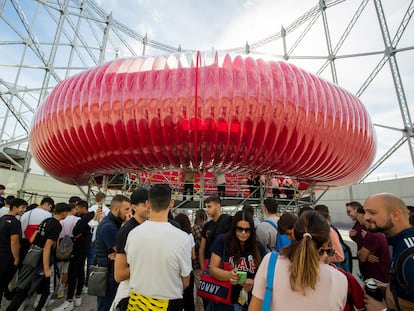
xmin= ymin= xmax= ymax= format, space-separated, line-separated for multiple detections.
xmin=249 ymin=210 xmax=347 ymax=311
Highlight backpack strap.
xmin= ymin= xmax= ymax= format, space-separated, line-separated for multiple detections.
xmin=264 ymin=219 xmax=278 ymax=231
xmin=68 ymin=217 xmax=78 ymax=234
xmin=262 ymin=251 xmax=278 ymax=311
xmin=61 ymin=217 xmax=78 ymax=236
xmin=264 ymin=219 xmax=279 ymax=251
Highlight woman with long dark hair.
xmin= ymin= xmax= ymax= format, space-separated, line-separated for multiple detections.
xmin=209 ymin=211 xmax=266 ymax=311
xmin=192 ymin=209 xmax=207 ymax=311
xmin=249 ymin=211 xmax=348 ymax=311
xmin=174 ymin=213 xmax=196 ymax=311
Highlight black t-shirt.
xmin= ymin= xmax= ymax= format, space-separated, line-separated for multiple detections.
xmin=34 ymin=217 xmax=61 ymax=248
xmin=116 ymin=217 xmax=140 ymax=254
xmin=72 ymin=211 xmax=95 ymax=253
xmin=201 ymin=214 xmax=232 ymax=259
xmin=0 ymin=215 xmax=21 ymax=254
xmin=211 ymin=234 xmax=267 ymax=304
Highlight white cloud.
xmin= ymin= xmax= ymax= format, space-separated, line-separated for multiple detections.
xmin=2 ymin=0 xmax=413 ymax=179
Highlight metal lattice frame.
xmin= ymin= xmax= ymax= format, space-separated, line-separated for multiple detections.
xmin=0 ymin=0 xmax=413 ymax=192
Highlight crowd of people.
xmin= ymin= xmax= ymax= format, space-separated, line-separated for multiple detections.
xmin=0 ymin=182 xmax=413 ymax=311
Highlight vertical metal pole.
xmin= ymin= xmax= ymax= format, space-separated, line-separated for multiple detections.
xmin=99 ymin=13 xmax=112 ymax=64
xmin=373 ymin=0 xmax=414 ymax=168
xmin=21 ymin=0 xmax=68 ymax=192
xmin=199 ymin=171 xmax=205 ymax=209
xmin=281 ymin=25 xmax=288 ymax=60
xmin=0 ymin=0 xmax=6 ymax=14
xmin=142 ymin=33 xmax=147 ymax=56
xmin=102 ymin=175 xmax=108 ymax=193
xmin=38 ymin=0 xmax=68 ymax=102
xmin=348 ymin=185 xmax=354 ymax=201
xmin=65 ymin=2 xmax=85 ymax=79
xmin=320 ymin=0 xmax=338 ymax=83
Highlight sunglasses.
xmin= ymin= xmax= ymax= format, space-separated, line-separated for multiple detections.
xmin=318 ymin=247 xmax=335 ymax=257
xmin=236 ymin=226 xmax=251 ymax=233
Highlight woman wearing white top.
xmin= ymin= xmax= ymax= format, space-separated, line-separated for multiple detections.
xmin=249 ymin=211 xmax=348 ymax=311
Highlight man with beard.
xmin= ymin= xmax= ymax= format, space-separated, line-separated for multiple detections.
xmin=363 ymin=193 xmax=414 ymax=311
xmin=355 ymin=206 xmax=390 ymax=283
xmin=95 ymin=195 xmax=131 ymax=311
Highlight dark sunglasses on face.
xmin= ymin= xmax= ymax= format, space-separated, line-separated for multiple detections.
xmin=318 ymin=247 xmax=336 ymax=257
xmin=236 ymin=226 xmax=251 ymax=233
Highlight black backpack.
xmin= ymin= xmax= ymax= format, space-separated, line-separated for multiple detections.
xmin=390 ymin=246 xmax=414 ymax=311
xmin=331 ymin=225 xmax=353 ymax=273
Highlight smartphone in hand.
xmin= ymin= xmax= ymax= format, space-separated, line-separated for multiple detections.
xmin=237 ymin=271 xmax=247 ymax=284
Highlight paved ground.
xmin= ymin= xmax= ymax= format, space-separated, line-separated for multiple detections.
xmin=0 ymin=294 xmax=96 ymax=311
xmin=0 ymin=292 xmax=97 ymax=311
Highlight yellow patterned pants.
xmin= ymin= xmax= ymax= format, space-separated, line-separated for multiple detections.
xmin=127 ymin=292 xmax=170 ymax=311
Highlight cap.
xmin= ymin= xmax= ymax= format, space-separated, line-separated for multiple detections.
xmin=130 ymin=188 xmax=149 ymax=205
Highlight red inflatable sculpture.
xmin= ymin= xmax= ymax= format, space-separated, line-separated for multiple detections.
xmin=29 ymin=52 xmax=376 ymax=186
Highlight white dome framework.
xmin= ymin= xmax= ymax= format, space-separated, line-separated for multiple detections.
xmin=0 ymin=0 xmax=413 ymax=194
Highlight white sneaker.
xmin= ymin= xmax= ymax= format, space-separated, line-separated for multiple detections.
xmin=33 ymin=294 xmax=41 ymax=308
xmin=74 ymin=297 xmax=81 ymax=307
xmin=81 ymin=286 xmax=88 ymax=294
xmin=52 ymin=300 xmax=74 ymax=311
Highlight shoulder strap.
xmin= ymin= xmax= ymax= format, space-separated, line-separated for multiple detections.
xmin=60 ymin=219 xmax=65 ymax=235
xmin=330 ymin=225 xmax=345 ymax=244
xmin=264 ymin=219 xmax=278 ymax=231
xmin=262 ymin=251 xmax=279 ymax=311
xmin=68 ymin=217 xmax=77 ymax=234
xmin=27 ymin=210 xmax=33 ymax=224
xmin=33 ymin=218 xmax=48 ymax=246
xmin=264 ymin=219 xmax=280 ymax=250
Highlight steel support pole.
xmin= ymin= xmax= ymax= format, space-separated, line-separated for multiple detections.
xmin=373 ymin=0 xmax=414 ymax=169
xmin=320 ymin=0 xmax=338 ymax=83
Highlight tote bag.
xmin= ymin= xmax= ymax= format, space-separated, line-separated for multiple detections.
xmin=197 ymin=258 xmax=232 ymax=305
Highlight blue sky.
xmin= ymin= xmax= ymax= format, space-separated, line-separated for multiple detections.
xmin=1 ymin=0 xmax=413 ymax=181
xmin=92 ymin=0 xmax=414 ymax=180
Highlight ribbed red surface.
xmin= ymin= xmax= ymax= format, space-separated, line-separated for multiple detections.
xmin=29 ymin=53 xmax=376 ymax=186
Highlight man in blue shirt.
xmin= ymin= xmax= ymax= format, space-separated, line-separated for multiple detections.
xmin=94 ymin=195 xmax=131 ymax=311
xmin=363 ymin=193 xmax=414 ymax=311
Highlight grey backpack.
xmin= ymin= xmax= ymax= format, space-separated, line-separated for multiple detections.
xmin=56 ymin=218 xmax=77 ymax=261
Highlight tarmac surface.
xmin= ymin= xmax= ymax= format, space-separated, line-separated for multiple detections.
xmin=0 ymin=291 xmax=97 ymax=311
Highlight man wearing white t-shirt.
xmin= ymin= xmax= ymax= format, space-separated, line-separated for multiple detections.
xmin=20 ymin=197 xmax=54 ymax=241
xmin=125 ymin=184 xmax=192 ymax=311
